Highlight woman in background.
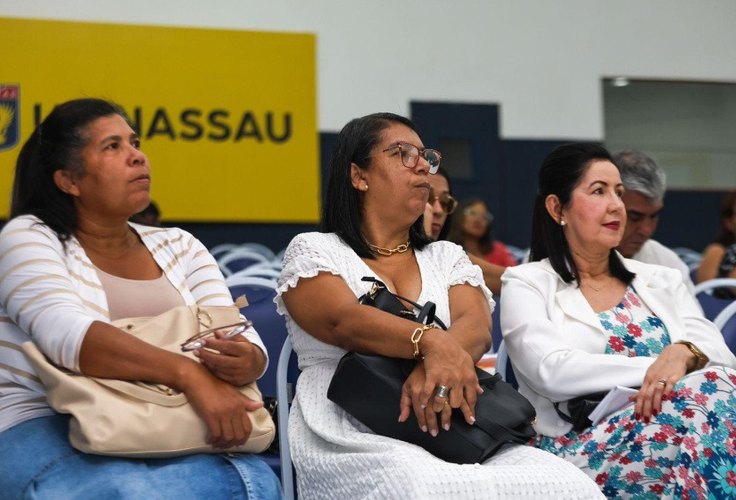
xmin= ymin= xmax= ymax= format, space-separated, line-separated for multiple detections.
xmin=696 ymin=191 xmax=736 ymax=297
xmin=448 ymin=198 xmax=518 ymax=267
xmin=424 ymin=173 xmax=506 ymax=296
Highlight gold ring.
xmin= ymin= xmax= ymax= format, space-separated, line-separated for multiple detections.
xmin=657 ymin=379 xmax=667 ymax=386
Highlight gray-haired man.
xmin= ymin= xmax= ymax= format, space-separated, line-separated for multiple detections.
xmin=614 ymin=150 xmax=695 ymax=293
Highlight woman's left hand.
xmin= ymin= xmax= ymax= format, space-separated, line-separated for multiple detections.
xmin=195 ymin=331 xmax=265 ymax=386
xmin=633 ymin=343 xmax=692 ymax=420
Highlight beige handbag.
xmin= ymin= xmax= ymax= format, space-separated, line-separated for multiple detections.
xmin=22 ymin=303 xmax=276 ymax=458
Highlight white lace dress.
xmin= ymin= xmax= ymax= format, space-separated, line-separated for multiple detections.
xmin=275 ymin=233 xmax=603 ymax=499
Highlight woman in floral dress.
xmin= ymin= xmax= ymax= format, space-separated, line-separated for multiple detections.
xmin=501 ymin=143 xmax=736 ymax=499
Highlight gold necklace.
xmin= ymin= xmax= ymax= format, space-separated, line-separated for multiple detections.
xmin=368 ymin=240 xmax=410 ymax=256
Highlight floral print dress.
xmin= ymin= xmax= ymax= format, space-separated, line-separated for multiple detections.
xmin=535 ymin=286 xmax=736 ymax=499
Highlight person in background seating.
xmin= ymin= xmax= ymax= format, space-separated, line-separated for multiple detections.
xmin=502 ymin=142 xmax=736 ymax=498
xmin=696 ymin=191 xmax=736 ymax=298
xmin=448 ymin=198 xmax=518 ymax=267
xmin=276 ymin=113 xmax=602 ymax=499
xmin=424 ymin=168 xmax=505 ymax=295
xmin=613 ymin=150 xmax=695 ymax=293
xmin=0 ymin=98 xmax=280 ymax=499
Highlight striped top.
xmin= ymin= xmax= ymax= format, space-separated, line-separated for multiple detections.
xmin=0 ymin=215 xmax=267 ymax=433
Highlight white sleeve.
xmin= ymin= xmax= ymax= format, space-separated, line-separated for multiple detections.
xmin=275 ymin=233 xmax=345 ymax=317
xmin=0 ymin=218 xmax=95 ymax=371
xmin=501 ymin=265 xmax=654 ymax=401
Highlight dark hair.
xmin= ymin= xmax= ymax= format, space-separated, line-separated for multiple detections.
xmin=447 ymin=197 xmax=494 ymax=254
xmin=715 ymin=191 xmax=736 ymax=247
xmin=130 ymin=200 xmax=161 ymax=227
xmin=10 ymin=98 xmax=129 ymax=241
xmin=434 ymin=166 xmax=453 ymax=241
xmin=320 ymin=112 xmax=431 ymax=258
xmin=529 ymin=142 xmax=635 ymax=285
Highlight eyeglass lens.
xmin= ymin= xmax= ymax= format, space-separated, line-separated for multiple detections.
xmin=399 ymin=145 xmax=441 ymax=173
xmin=428 ymin=189 xmax=457 ymax=214
xmin=465 ymin=208 xmax=492 ymax=222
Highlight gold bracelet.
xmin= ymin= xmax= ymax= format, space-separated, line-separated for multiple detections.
xmin=676 ymin=340 xmax=709 ymax=372
xmin=411 ymin=324 xmax=436 ymax=360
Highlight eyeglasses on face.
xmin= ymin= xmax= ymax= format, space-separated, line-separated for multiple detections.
xmin=382 ymin=142 xmax=442 ymax=174
xmin=428 ymin=188 xmax=458 ymax=214
xmin=464 ymin=207 xmax=493 ymax=223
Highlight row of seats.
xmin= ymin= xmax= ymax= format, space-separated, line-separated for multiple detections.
xmin=212 ymin=243 xmax=285 ymax=279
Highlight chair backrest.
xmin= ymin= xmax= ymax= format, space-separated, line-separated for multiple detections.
xmin=226 ymin=276 xmax=284 ymax=397
xmin=495 ymin=340 xmax=518 ymax=389
xmin=209 ymin=243 xmax=238 ymax=260
xmin=238 ymin=242 xmax=276 ymax=261
xmin=714 ymin=300 xmax=736 ymax=354
xmin=693 ymin=278 xmax=736 ymax=321
xmin=218 ymin=250 xmax=271 ymax=277
xmin=276 ymin=337 xmax=299 ymax=500
xmin=491 ymin=297 xmax=502 ymax=353
xmin=506 ymin=245 xmax=529 ymax=265
xmin=228 ymin=263 xmax=282 ymax=280
xmin=673 ymin=247 xmax=703 ymax=270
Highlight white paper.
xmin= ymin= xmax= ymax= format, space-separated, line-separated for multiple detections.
xmin=587 ymin=386 xmax=639 ymax=426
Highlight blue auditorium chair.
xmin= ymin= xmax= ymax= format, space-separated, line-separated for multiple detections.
xmin=495 ymin=340 xmax=518 ymax=389
xmin=693 ymin=278 xmax=736 ymax=321
xmin=276 ymin=337 xmax=299 ymax=500
xmin=714 ymin=300 xmax=736 ymax=354
xmin=226 ymin=276 xmax=291 ymax=482
xmin=218 ymin=249 xmax=271 ymax=277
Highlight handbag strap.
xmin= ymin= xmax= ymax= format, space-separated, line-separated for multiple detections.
xmin=360 ymin=277 xmax=447 ymax=330
xmin=552 ymin=401 xmax=574 ymax=424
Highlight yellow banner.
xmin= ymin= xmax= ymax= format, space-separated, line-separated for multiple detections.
xmin=0 ymin=18 xmax=318 ymax=222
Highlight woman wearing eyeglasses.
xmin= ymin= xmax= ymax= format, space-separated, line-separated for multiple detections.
xmin=277 ymin=112 xmax=602 ymax=498
xmin=424 ymin=168 xmax=506 ymax=296
xmin=448 ymin=199 xmax=519 ymax=268
xmin=0 ymin=98 xmax=280 ymax=498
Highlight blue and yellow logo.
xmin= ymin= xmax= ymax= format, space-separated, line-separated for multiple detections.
xmin=0 ymin=84 xmax=19 ymax=152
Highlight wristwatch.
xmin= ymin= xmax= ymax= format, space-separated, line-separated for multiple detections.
xmin=676 ymin=341 xmax=709 ymax=372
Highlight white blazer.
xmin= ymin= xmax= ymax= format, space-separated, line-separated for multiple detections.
xmin=500 ymin=257 xmax=736 ymax=437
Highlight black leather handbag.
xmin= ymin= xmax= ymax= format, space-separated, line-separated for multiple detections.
xmin=327 ymin=277 xmax=536 ymax=464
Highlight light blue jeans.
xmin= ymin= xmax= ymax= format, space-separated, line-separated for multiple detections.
xmin=0 ymin=415 xmax=282 ymax=499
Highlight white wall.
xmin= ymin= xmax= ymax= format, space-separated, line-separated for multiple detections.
xmin=2 ymin=0 xmax=735 ymax=139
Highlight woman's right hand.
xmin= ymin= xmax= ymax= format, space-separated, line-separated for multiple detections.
xmin=180 ymin=363 xmax=263 ymax=449
xmin=399 ymin=331 xmax=482 ymax=430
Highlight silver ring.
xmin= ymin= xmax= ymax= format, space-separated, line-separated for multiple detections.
xmin=435 ymin=385 xmax=450 ymax=398
xmin=657 ymin=379 xmax=667 ymax=386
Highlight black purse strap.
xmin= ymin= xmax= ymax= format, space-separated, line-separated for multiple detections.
xmin=360 ymin=277 xmax=447 ymax=330
xmin=552 ymin=401 xmax=574 ymax=424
